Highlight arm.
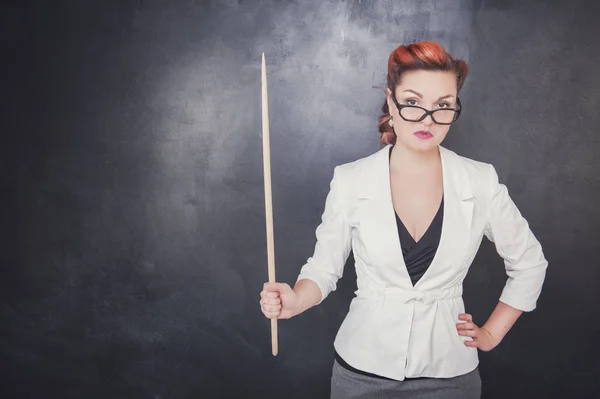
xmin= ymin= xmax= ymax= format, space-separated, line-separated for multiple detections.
xmin=458 ymin=301 xmax=523 ymax=351
xmin=291 ymin=279 xmax=323 ymax=314
xmin=458 ymin=164 xmax=548 ymax=350
xmin=295 ymin=165 xmax=352 ymax=307
xmin=261 ymin=279 xmax=322 ymax=319
xmin=260 ymin=166 xmax=352 ymax=319
xmin=484 ymin=164 xmax=548 ymax=313
xmin=481 ymin=301 xmax=523 ymax=344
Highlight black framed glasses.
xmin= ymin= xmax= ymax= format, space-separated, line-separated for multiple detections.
xmin=391 ymin=94 xmax=462 ymax=125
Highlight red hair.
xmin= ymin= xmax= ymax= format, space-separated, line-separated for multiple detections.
xmin=378 ymin=41 xmax=469 ymax=145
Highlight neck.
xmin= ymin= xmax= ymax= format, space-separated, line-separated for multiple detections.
xmin=389 ymin=143 xmax=441 ymax=174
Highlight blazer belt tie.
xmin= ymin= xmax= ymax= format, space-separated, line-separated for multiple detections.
xmin=357 ymin=285 xmax=463 ymax=306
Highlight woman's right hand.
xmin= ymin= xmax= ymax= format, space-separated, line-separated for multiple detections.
xmin=260 ymin=282 xmax=302 ymax=320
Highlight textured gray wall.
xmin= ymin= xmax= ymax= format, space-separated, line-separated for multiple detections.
xmin=2 ymin=0 xmax=599 ymax=398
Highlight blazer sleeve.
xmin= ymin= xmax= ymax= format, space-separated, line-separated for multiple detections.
xmin=296 ymin=165 xmax=352 ymax=304
xmin=484 ymin=164 xmax=548 ymax=312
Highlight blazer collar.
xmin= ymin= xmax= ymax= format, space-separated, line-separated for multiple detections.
xmin=357 ymin=144 xmax=474 ymax=202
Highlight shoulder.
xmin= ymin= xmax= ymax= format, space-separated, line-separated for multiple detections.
xmin=440 ymin=146 xmax=499 ymax=197
xmin=443 ymin=146 xmax=495 ymax=175
xmin=333 ymin=145 xmax=388 ymax=180
xmin=322 ymin=146 xmax=389 ymax=202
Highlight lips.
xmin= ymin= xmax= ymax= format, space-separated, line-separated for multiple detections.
xmin=413 ymin=130 xmax=433 ymax=139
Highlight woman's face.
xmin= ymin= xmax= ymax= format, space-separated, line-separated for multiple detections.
xmin=386 ymin=70 xmax=459 ymax=153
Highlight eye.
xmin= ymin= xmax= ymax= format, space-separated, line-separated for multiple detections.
xmin=438 ymin=102 xmax=450 ymax=108
xmin=406 ymin=99 xmax=418 ymax=106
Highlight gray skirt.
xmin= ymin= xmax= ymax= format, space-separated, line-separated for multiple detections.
xmin=330 ymin=360 xmax=481 ymax=399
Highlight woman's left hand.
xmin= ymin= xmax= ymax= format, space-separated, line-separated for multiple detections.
xmin=456 ymin=313 xmax=497 ymax=352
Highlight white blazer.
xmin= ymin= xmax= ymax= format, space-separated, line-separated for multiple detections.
xmin=296 ymin=144 xmax=548 ymax=381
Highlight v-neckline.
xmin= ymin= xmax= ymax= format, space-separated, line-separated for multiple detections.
xmin=388 ymin=146 xmax=444 ymax=245
xmin=395 ymin=196 xmax=444 ymax=246
xmin=386 ymin=145 xmax=448 ymax=288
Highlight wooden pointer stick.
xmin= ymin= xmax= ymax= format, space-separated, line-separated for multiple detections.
xmin=261 ymin=52 xmax=278 ymax=356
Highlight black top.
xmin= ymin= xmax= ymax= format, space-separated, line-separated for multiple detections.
xmin=334 ymin=146 xmax=444 ymax=380
xmin=396 ymin=204 xmax=443 ymax=285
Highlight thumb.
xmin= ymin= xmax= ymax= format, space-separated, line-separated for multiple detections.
xmin=263 ymin=282 xmax=289 ymax=292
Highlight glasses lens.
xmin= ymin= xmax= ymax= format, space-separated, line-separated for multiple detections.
xmin=400 ymin=106 xmax=426 ymax=121
xmin=432 ymin=109 xmax=457 ymax=124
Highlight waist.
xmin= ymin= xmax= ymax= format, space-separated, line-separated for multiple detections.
xmin=334 ymin=352 xmax=431 ymax=381
xmin=355 ymin=284 xmax=462 ymax=305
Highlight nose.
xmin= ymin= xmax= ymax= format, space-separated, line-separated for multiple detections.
xmin=421 ymin=113 xmax=434 ymax=126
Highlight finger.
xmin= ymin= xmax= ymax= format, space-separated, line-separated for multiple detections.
xmin=261 ymin=305 xmax=279 ymax=317
xmin=264 ymin=310 xmax=280 ymax=319
xmin=261 ymin=291 xmax=279 ymax=299
xmin=457 ymin=329 xmax=477 ymax=338
xmin=458 ymin=313 xmax=473 ymax=322
xmin=456 ymin=322 xmax=475 ymax=330
xmin=260 ymin=298 xmax=279 ymax=306
xmin=464 ymin=340 xmax=478 ymax=348
xmin=263 ymin=282 xmax=286 ymax=292
xmin=264 ymin=297 xmax=281 ymax=306
xmin=262 ymin=304 xmax=282 ymax=313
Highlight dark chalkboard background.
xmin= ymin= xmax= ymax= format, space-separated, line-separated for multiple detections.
xmin=2 ymin=0 xmax=599 ymax=398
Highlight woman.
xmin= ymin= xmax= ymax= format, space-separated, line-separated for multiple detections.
xmin=259 ymin=41 xmax=547 ymax=398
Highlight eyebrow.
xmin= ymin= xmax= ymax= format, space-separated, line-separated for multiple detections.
xmin=402 ymin=89 xmax=454 ymax=101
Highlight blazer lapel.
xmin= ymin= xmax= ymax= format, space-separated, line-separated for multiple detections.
xmin=355 ymin=145 xmax=411 ymax=287
xmin=415 ymin=146 xmax=474 ymax=288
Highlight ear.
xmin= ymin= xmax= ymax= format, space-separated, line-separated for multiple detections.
xmin=385 ymin=88 xmax=394 ymax=111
